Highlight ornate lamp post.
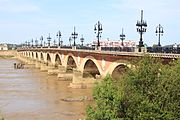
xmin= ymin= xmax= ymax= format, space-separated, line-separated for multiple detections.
xmin=136 ymin=10 xmax=147 ymax=52
xmin=47 ymin=33 xmax=51 ymax=47
xmin=25 ymin=41 xmax=28 ymax=47
xmin=120 ymin=28 xmax=126 ymax=47
xmin=35 ymin=38 xmax=38 ymax=48
xmin=56 ymin=30 xmax=62 ymax=47
xmin=94 ymin=21 xmax=103 ymax=50
xmin=71 ymin=27 xmax=78 ymax=47
xmin=80 ymin=35 xmax=84 ymax=46
xmin=28 ymin=41 xmax=30 ymax=47
xmin=31 ymin=39 xmax=34 ymax=48
xmin=155 ymin=24 xmax=164 ymax=47
xmin=53 ymin=38 xmax=56 ymax=46
xmin=44 ymin=41 xmax=46 ymax=47
xmin=69 ymin=37 xmax=72 ymax=46
xmin=60 ymin=39 xmax=63 ymax=46
xmin=40 ymin=36 xmax=43 ymax=47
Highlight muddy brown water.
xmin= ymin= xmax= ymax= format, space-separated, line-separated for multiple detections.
xmin=0 ymin=59 xmax=93 ymax=120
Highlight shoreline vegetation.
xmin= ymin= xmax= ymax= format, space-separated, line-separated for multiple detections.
xmin=0 ymin=55 xmax=15 ymax=59
xmin=86 ymin=56 xmax=179 ymax=120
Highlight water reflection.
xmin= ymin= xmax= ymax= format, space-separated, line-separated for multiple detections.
xmin=0 ymin=59 xmax=92 ymax=120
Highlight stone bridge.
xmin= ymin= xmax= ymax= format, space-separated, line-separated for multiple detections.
xmin=17 ymin=48 xmax=180 ymax=88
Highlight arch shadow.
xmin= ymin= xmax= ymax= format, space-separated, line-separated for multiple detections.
xmin=83 ymin=59 xmax=101 ymax=79
xmin=66 ymin=56 xmax=77 ymax=73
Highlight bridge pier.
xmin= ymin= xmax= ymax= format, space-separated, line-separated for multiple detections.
xmin=47 ymin=63 xmax=59 ymax=75
xmin=57 ymin=65 xmax=73 ymax=81
xmin=40 ymin=62 xmax=48 ymax=72
xmin=69 ymin=70 xmax=101 ymax=88
xmin=35 ymin=61 xmax=41 ymax=69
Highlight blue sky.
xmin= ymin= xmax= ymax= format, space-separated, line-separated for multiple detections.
xmin=0 ymin=0 xmax=179 ymax=46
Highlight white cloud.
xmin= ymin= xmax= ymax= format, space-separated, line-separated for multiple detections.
xmin=0 ymin=0 xmax=40 ymax=13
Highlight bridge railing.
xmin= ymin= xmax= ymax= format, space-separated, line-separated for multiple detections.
xmin=148 ymin=53 xmax=180 ymax=59
xmin=101 ymin=47 xmax=135 ymax=52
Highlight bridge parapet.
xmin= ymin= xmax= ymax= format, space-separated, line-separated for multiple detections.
xmin=17 ymin=48 xmax=180 ymax=59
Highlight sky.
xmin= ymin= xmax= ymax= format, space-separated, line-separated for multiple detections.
xmin=0 ymin=0 xmax=180 ymax=46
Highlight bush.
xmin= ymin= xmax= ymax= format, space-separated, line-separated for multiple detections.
xmin=86 ymin=56 xmax=180 ymax=120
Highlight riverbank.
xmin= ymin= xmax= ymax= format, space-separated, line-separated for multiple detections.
xmin=0 ymin=59 xmax=92 ymax=120
xmin=0 ymin=50 xmax=16 ymax=58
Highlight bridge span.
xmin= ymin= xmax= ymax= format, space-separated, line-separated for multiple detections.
xmin=17 ymin=48 xmax=180 ymax=88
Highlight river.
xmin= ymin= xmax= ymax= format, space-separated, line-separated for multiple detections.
xmin=0 ymin=59 xmax=92 ymax=120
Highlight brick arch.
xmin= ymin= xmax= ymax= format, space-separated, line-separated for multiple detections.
xmin=24 ymin=52 xmax=27 ymax=57
xmin=26 ymin=52 xmax=28 ymax=57
xmin=32 ymin=52 xmax=36 ymax=59
xmin=64 ymin=53 xmax=78 ymax=69
xmin=46 ymin=53 xmax=51 ymax=63
xmin=105 ymin=62 xmax=131 ymax=80
xmin=54 ymin=53 xmax=62 ymax=68
xmin=26 ymin=51 xmax=30 ymax=58
xmin=40 ymin=52 xmax=44 ymax=61
xmin=35 ymin=52 xmax=38 ymax=59
xmin=80 ymin=56 xmax=103 ymax=77
xmin=83 ymin=59 xmax=101 ymax=79
xmin=106 ymin=62 xmax=131 ymax=75
xmin=30 ymin=52 xmax=34 ymax=58
xmin=65 ymin=54 xmax=78 ymax=72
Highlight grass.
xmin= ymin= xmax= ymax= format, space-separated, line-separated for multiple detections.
xmin=0 ymin=55 xmax=15 ymax=59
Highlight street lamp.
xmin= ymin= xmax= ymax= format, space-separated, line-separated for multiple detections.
xmin=69 ymin=37 xmax=72 ymax=46
xmin=120 ymin=28 xmax=126 ymax=47
xmin=60 ymin=39 xmax=63 ymax=46
xmin=40 ymin=36 xmax=43 ymax=47
xmin=94 ymin=21 xmax=103 ymax=50
xmin=136 ymin=10 xmax=147 ymax=51
xmin=80 ymin=35 xmax=84 ymax=46
xmin=56 ymin=30 xmax=62 ymax=47
xmin=44 ymin=41 xmax=46 ymax=47
xmin=71 ymin=27 xmax=78 ymax=46
xmin=35 ymin=38 xmax=38 ymax=47
xmin=31 ymin=39 xmax=34 ymax=48
xmin=53 ymin=38 xmax=56 ymax=46
xmin=47 ymin=33 xmax=51 ymax=47
xmin=28 ymin=41 xmax=30 ymax=47
xmin=25 ymin=41 xmax=28 ymax=47
xmin=155 ymin=24 xmax=164 ymax=47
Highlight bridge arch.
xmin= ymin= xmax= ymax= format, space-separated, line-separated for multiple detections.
xmin=46 ymin=53 xmax=51 ymax=65
xmin=106 ymin=62 xmax=130 ymax=80
xmin=24 ymin=52 xmax=26 ymax=57
xmin=40 ymin=52 xmax=44 ymax=61
xmin=25 ymin=52 xmax=28 ymax=57
xmin=83 ymin=59 xmax=101 ymax=79
xmin=66 ymin=55 xmax=77 ymax=73
xmin=35 ymin=52 xmax=38 ymax=59
xmin=28 ymin=52 xmax=30 ymax=57
xmin=55 ymin=54 xmax=62 ymax=68
xmin=31 ymin=52 xmax=34 ymax=59
xmin=80 ymin=56 xmax=102 ymax=78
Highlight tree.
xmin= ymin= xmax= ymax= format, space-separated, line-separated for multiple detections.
xmin=86 ymin=75 xmax=121 ymax=120
xmin=86 ymin=56 xmax=180 ymax=120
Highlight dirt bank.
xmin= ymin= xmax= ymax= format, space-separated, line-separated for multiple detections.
xmin=0 ymin=50 xmax=17 ymax=58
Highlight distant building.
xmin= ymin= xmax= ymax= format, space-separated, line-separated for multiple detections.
xmin=0 ymin=44 xmax=8 ymax=50
xmin=92 ymin=40 xmax=136 ymax=47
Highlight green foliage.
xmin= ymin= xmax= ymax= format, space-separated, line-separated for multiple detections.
xmin=86 ymin=56 xmax=180 ymax=120
xmin=86 ymin=75 xmax=121 ymax=120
